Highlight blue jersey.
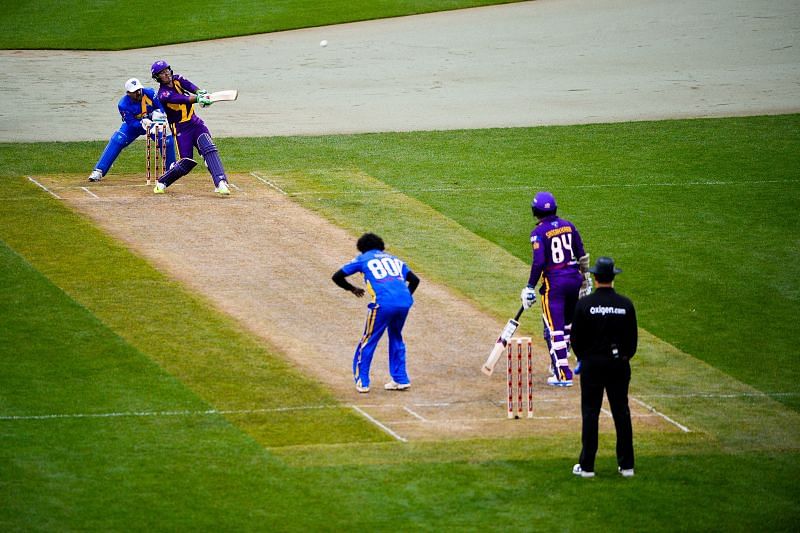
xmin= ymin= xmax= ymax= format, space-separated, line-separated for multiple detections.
xmin=117 ymin=87 xmax=164 ymax=130
xmin=340 ymin=250 xmax=414 ymax=308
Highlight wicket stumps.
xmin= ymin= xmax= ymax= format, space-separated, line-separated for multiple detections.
xmin=507 ymin=337 xmax=533 ymax=419
xmin=146 ymin=123 xmax=168 ymax=185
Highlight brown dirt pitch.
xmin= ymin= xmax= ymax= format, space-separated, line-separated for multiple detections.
xmin=40 ymin=172 xmax=673 ymax=441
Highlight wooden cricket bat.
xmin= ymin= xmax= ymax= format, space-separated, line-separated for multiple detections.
xmin=208 ymin=90 xmax=238 ymax=102
xmin=481 ymin=306 xmax=525 ymax=376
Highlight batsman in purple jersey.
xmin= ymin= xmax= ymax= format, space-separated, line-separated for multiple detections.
xmin=520 ymin=191 xmax=592 ymax=387
xmin=149 ymin=60 xmax=231 ymax=196
xmin=332 ymin=233 xmax=420 ymax=393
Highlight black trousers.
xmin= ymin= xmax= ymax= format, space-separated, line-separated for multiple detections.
xmin=578 ymin=357 xmax=634 ymax=471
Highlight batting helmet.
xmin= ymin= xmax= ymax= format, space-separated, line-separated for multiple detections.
xmin=150 ymin=60 xmax=171 ymax=81
xmin=531 ymin=191 xmax=557 ymax=218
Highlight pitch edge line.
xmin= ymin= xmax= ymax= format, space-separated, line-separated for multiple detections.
xmin=350 ymin=405 xmax=408 ymax=442
xmin=631 ymin=397 xmax=691 ymax=433
xmin=27 ymin=176 xmax=61 ymax=199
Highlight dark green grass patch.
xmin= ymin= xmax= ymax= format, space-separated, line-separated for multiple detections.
xmin=0 ymin=0 xmax=519 ymax=50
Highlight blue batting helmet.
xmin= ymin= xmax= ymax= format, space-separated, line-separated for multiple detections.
xmin=150 ymin=60 xmax=171 ymax=80
xmin=531 ymin=191 xmax=557 ymax=218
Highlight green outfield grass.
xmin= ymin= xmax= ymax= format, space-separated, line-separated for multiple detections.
xmin=0 ymin=0 xmax=516 ymax=50
xmin=1 ymin=115 xmax=799 ymax=529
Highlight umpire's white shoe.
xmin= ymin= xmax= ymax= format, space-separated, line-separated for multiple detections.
xmin=572 ymin=464 xmax=595 ymax=478
xmin=215 ymin=180 xmax=231 ymax=195
xmin=88 ymin=169 xmax=103 ymax=182
xmin=384 ymin=381 xmax=410 ymax=391
xmin=618 ymin=467 xmax=635 ymax=478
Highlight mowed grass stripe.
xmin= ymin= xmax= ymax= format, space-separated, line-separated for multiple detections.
xmin=0 ymin=176 xmax=386 ymax=446
xmin=253 ymin=166 xmax=800 ymax=452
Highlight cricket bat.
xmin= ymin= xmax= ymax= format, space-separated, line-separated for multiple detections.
xmin=481 ymin=306 xmax=525 ymax=376
xmin=208 ymin=90 xmax=239 ymax=102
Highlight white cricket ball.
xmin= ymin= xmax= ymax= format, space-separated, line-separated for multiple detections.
xmin=320 ymin=40 xmax=328 ymax=47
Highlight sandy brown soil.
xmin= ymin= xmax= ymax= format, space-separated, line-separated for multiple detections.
xmin=39 ymin=172 xmax=674 ymax=440
xmin=2 ymin=0 xmax=798 ymax=142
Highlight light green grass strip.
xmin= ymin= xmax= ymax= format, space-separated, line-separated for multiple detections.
xmin=0 ymin=176 xmax=386 ymax=446
xmin=261 ymin=166 xmax=800 ymax=452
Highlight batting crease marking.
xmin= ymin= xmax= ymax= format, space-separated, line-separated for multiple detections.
xmin=402 ymin=406 xmax=428 ymax=422
xmin=350 ymin=405 xmax=408 ymax=442
xmin=81 ymin=186 xmax=99 ymax=199
xmin=631 ymin=396 xmax=691 ymax=433
xmin=249 ymin=171 xmax=288 ymax=195
xmin=26 ymin=176 xmax=61 ymax=199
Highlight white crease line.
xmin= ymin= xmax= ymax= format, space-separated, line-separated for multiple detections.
xmin=229 ymin=182 xmax=243 ymax=191
xmin=601 ymin=407 xmax=612 ymax=417
xmin=81 ymin=187 xmax=99 ymax=199
xmin=27 ymin=176 xmax=61 ymax=199
xmin=350 ymin=405 xmax=407 ymax=442
xmin=284 ymin=178 xmax=800 ymax=197
xmin=631 ymin=397 xmax=691 ymax=433
xmin=249 ymin=171 xmax=288 ymax=195
xmin=0 ymin=405 xmax=338 ymax=421
xmin=387 ymin=413 xmax=663 ymax=425
xmin=403 ymin=406 xmax=428 ymax=422
xmin=636 ymin=391 xmax=800 ymax=399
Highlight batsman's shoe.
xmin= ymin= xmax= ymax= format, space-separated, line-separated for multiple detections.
xmin=572 ymin=464 xmax=595 ymax=478
xmin=153 ymin=182 xmax=166 ymax=194
xmin=618 ymin=467 xmax=635 ymax=478
xmin=88 ymin=169 xmax=103 ymax=182
xmin=384 ymin=381 xmax=410 ymax=391
xmin=547 ymin=376 xmax=573 ymax=387
xmin=215 ymin=180 xmax=231 ymax=196
xmin=355 ymin=384 xmax=370 ymax=393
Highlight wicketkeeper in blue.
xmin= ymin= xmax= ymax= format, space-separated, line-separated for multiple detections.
xmin=332 ymin=233 xmax=421 ymax=393
xmin=88 ymin=78 xmax=175 ymax=182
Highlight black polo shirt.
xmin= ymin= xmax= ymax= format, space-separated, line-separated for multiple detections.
xmin=571 ymin=287 xmax=637 ymax=361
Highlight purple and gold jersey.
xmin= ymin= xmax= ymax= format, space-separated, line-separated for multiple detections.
xmin=118 ymin=87 xmax=163 ymax=130
xmin=528 ymin=214 xmax=586 ymax=286
xmin=341 ymin=250 xmax=414 ymax=308
xmin=156 ymin=74 xmax=202 ymax=130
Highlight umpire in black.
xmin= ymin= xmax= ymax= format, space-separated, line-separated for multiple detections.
xmin=570 ymin=256 xmax=638 ymax=478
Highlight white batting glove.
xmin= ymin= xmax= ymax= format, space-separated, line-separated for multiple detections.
xmin=151 ymin=110 xmax=168 ymax=123
xmin=579 ymin=273 xmax=593 ymax=298
xmin=520 ymin=285 xmax=537 ymax=309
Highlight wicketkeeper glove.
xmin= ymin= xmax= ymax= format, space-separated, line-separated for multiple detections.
xmin=520 ymin=285 xmax=537 ymax=309
xmin=140 ymin=118 xmax=153 ymax=132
